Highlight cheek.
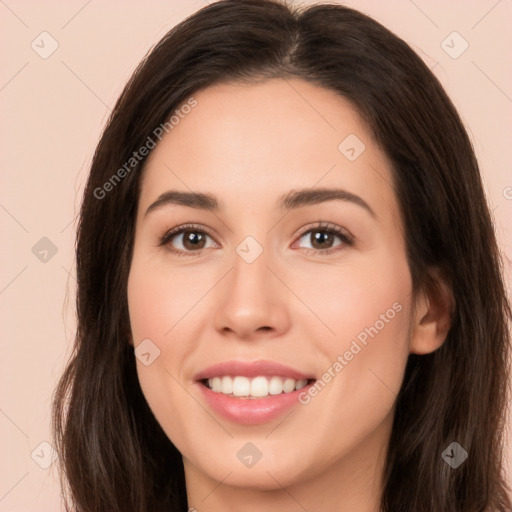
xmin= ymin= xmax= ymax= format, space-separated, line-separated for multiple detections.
xmin=298 ymin=244 xmax=411 ymax=387
xmin=127 ymin=253 xmax=204 ymax=344
xmin=126 ymin=251 xmax=216 ymax=432
xmin=127 ymin=261 xmax=197 ymax=452
xmin=291 ymin=244 xmax=412 ymax=354
xmin=288 ymin=260 xmax=412 ymax=472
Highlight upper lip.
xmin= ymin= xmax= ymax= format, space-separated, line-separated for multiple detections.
xmin=194 ymin=360 xmax=316 ymax=381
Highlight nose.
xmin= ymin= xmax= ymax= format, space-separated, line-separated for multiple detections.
xmin=213 ymin=245 xmax=291 ymax=341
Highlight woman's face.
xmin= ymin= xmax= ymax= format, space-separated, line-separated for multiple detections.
xmin=127 ymin=78 xmax=419 ymax=492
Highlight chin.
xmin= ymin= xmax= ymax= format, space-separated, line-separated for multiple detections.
xmin=194 ymin=454 xmax=311 ymax=490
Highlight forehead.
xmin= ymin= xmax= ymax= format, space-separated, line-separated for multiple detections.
xmin=138 ymin=78 xmax=398 ymax=223
xmin=144 ymin=77 xmax=373 ymax=171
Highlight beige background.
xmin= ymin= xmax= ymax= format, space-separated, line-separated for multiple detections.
xmin=1 ymin=0 xmax=511 ymax=510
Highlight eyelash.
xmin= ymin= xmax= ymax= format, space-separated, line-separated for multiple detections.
xmin=158 ymin=222 xmax=354 ymax=258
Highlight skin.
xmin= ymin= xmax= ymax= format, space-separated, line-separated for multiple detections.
xmin=127 ymin=78 xmax=451 ymax=512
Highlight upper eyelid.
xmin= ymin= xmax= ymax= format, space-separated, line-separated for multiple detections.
xmin=297 ymin=221 xmax=350 ymax=235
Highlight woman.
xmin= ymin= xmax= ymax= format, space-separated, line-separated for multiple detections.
xmin=51 ymin=0 xmax=512 ymax=510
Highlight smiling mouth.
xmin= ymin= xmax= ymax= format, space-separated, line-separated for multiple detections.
xmin=201 ymin=375 xmax=316 ymax=399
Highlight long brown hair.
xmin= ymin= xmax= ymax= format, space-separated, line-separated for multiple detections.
xmin=51 ymin=1 xmax=512 ymax=510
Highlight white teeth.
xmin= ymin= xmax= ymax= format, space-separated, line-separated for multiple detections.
xmin=232 ymin=376 xmax=251 ymax=397
xmin=268 ymin=376 xmax=283 ymax=395
xmin=221 ymin=376 xmax=233 ymax=394
xmin=283 ymin=378 xmax=296 ymax=393
xmin=206 ymin=376 xmax=310 ymax=398
xmin=210 ymin=377 xmax=222 ymax=392
xmin=295 ymin=379 xmax=307 ymax=390
xmin=250 ymin=376 xmax=269 ymax=397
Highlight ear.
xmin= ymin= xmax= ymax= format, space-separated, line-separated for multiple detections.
xmin=409 ymin=268 xmax=454 ymax=355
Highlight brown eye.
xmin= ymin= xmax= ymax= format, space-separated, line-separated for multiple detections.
xmin=159 ymin=225 xmax=216 ymax=256
xmin=180 ymin=230 xmax=208 ymax=250
xmin=295 ymin=224 xmax=353 ymax=256
xmin=306 ymin=230 xmax=337 ymax=250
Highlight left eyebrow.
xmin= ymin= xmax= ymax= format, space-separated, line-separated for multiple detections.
xmin=278 ymin=187 xmax=376 ymax=218
xmin=144 ymin=187 xmax=376 ymax=219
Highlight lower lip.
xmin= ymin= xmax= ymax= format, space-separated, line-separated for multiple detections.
xmin=197 ymin=381 xmax=314 ymax=425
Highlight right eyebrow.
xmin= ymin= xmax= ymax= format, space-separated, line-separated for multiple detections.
xmin=144 ymin=190 xmax=219 ymax=217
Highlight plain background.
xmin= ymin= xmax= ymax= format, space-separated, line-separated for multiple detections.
xmin=1 ymin=0 xmax=511 ymax=509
